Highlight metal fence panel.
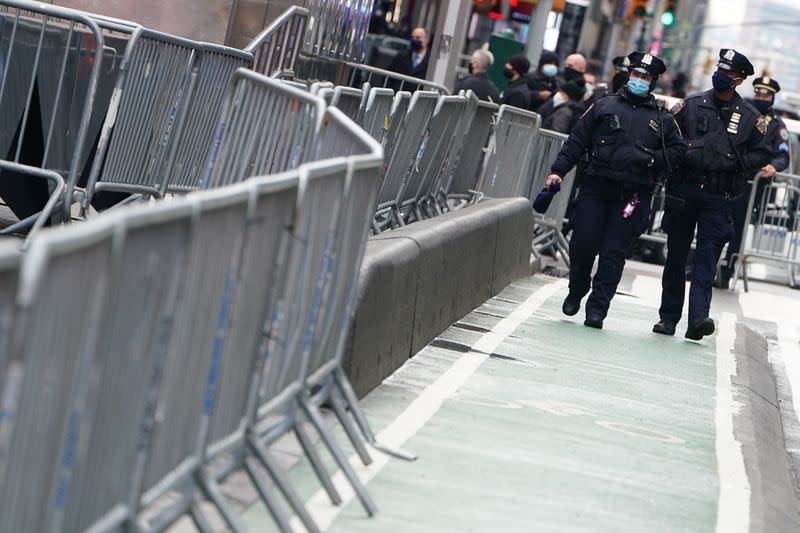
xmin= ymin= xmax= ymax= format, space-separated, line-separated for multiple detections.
xmin=360 ymin=87 xmax=394 ymax=142
xmin=245 ymin=6 xmax=308 ymax=78
xmin=0 ymin=218 xmax=115 ymax=533
xmin=140 ymin=185 xmax=249 ymax=504
xmin=0 ymin=242 xmax=20 ymax=408
xmin=329 ymin=85 xmax=363 ymax=124
xmin=60 ymin=200 xmax=193 ymax=533
xmin=203 ymin=68 xmax=325 ymax=189
xmin=733 ymin=172 xmax=800 ymax=291
xmin=448 ymin=99 xmax=498 ymax=199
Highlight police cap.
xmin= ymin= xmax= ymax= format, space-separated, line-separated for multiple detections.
xmin=627 ymin=51 xmax=667 ymax=77
xmin=612 ymin=56 xmax=630 ymax=72
xmin=718 ymin=48 xmax=755 ymax=77
xmin=753 ymin=76 xmax=780 ymax=95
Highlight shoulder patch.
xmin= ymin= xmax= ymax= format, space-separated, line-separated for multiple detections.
xmin=580 ymin=103 xmax=595 ymax=119
xmin=756 ymin=115 xmax=767 ymax=135
xmin=670 ymin=99 xmax=685 ymax=115
xmin=780 ymin=128 xmax=789 ymax=141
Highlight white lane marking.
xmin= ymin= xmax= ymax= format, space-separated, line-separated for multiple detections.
xmin=714 ymin=312 xmax=751 ymax=533
xmin=777 ymin=323 xmax=800 ymax=429
xmin=293 ymin=279 xmax=568 ymax=531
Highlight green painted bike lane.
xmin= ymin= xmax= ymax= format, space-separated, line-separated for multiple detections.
xmin=242 ymin=275 xmax=721 ymax=532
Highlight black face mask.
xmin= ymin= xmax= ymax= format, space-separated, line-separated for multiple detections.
xmin=503 ymin=67 xmax=515 ymax=79
xmin=564 ymin=67 xmax=584 ymax=81
xmin=611 ymin=71 xmax=629 ymax=93
xmin=410 ymin=39 xmax=423 ymax=52
xmin=752 ymin=98 xmax=772 ymax=114
xmin=468 ymin=63 xmax=473 ymax=74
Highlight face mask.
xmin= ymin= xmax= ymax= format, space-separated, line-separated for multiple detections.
xmin=712 ymin=71 xmax=735 ymax=92
xmin=585 ymin=83 xmax=595 ymax=94
xmin=410 ymin=39 xmax=423 ymax=52
xmin=503 ymin=67 xmax=515 ymax=79
xmin=468 ymin=63 xmax=474 ymax=74
xmin=542 ymin=64 xmax=558 ymax=77
xmin=627 ymin=77 xmax=650 ymax=97
xmin=552 ymin=92 xmax=567 ymax=107
xmin=752 ymin=98 xmax=772 ymax=114
xmin=564 ymin=67 xmax=583 ymax=81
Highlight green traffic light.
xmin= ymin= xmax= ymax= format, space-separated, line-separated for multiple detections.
xmin=660 ymin=11 xmax=675 ymax=25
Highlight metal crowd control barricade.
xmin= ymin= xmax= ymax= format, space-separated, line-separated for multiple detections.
xmin=373 ymin=90 xmax=439 ymax=230
xmin=525 ymin=128 xmax=573 ymax=266
xmin=399 ymin=94 xmax=469 ymax=223
xmin=732 ymin=171 xmax=800 ymax=292
xmin=0 ymin=1 xmax=107 ymax=241
xmin=0 ymin=241 xmax=20 ymax=400
xmin=0 ymin=217 xmax=115 ymax=533
xmin=136 ymin=184 xmax=251 ymax=532
xmin=475 ymin=105 xmax=541 ymax=199
xmin=308 ymin=107 xmax=416 ymax=462
xmin=447 ymin=99 xmax=498 ymax=206
xmin=329 ymin=85 xmax=364 ymax=123
xmin=303 ymin=0 xmax=372 ymax=62
xmin=203 ymin=69 xmax=325 ymax=188
xmin=360 ymin=87 xmax=395 ymax=142
xmin=244 ymin=6 xmax=308 ymax=78
xmin=82 ymin=28 xmax=253 ymax=209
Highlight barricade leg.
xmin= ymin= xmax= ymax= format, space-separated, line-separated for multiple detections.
xmin=294 ymin=421 xmax=344 ymax=505
xmin=189 ymin=504 xmax=215 ymax=533
xmin=299 ymin=399 xmax=378 ymax=516
xmin=247 ymin=437 xmax=321 ymax=533
xmin=329 ymin=389 xmax=373 ymax=466
xmin=242 ymin=454 xmax=296 ymax=533
xmin=196 ymin=471 xmax=247 ymax=532
xmin=334 ymin=367 xmax=417 ymax=461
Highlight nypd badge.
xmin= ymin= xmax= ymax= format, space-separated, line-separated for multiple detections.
xmin=724 ymin=49 xmax=736 ymax=61
xmin=643 ymin=53 xmax=653 ymax=65
xmin=756 ymin=115 xmax=767 ymax=135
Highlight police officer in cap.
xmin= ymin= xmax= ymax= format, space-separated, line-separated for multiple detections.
xmin=654 ymin=49 xmax=772 ymax=340
xmin=611 ymin=56 xmax=631 ymax=94
xmin=546 ymin=52 xmax=685 ymax=328
xmin=716 ymin=75 xmax=791 ymax=288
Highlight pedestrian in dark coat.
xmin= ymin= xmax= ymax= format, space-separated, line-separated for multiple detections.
xmin=500 ymin=54 xmax=531 ymax=110
xmin=454 ymin=49 xmax=500 ymax=102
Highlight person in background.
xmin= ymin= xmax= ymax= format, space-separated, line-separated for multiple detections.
xmin=542 ymin=79 xmax=585 ymax=133
xmin=538 ymin=53 xmax=588 ymax=120
xmin=611 ymin=56 xmax=630 ymax=94
xmin=716 ymin=75 xmax=791 ymax=288
xmin=454 ymin=49 xmax=500 ymax=102
xmin=500 ymin=54 xmax=531 ymax=109
xmin=388 ymin=27 xmax=431 ymax=82
xmin=526 ymin=50 xmax=559 ymax=112
xmin=670 ymin=71 xmax=688 ymax=98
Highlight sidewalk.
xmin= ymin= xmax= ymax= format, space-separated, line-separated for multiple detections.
xmin=237 ymin=270 xmax=800 ymax=532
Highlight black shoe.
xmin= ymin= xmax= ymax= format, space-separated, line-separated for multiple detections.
xmin=652 ymin=320 xmax=676 ymax=336
xmin=584 ymin=315 xmax=604 ymax=329
xmin=562 ymin=295 xmax=581 ymax=316
xmin=685 ymin=317 xmax=715 ymax=341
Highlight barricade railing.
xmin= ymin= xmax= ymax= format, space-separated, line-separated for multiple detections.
xmin=447 ymin=99 xmax=498 ymax=205
xmin=399 ymin=94 xmax=469 ymax=223
xmin=360 ymin=87 xmax=395 ymax=142
xmin=0 ymin=0 xmax=106 ymax=239
xmin=329 ymin=85 xmax=364 ymax=123
xmin=731 ymin=171 xmax=800 ymax=292
xmin=374 ymin=90 xmax=439 ymax=230
xmin=303 ymin=0 xmax=372 ymax=63
xmin=202 ymin=68 xmax=325 ymax=189
xmin=244 ymin=6 xmax=309 ymax=78
xmin=474 ymin=105 xmax=541 ymax=199
xmin=82 ymin=28 xmax=254 ymax=211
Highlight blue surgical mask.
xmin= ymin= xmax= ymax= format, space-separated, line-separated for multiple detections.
xmin=627 ymin=77 xmax=650 ymax=97
xmin=712 ymin=71 xmax=735 ymax=92
xmin=752 ymin=98 xmax=772 ymax=114
xmin=542 ymin=64 xmax=558 ymax=77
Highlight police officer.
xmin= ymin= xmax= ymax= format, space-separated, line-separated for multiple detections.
xmin=716 ymin=75 xmax=791 ymax=287
xmin=611 ymin=56 xmax=631 ymax=94
xmin=546 ymin=52 xmax=686 ymax=329
xmin=654 ymin=49 xmax=772 ymax=340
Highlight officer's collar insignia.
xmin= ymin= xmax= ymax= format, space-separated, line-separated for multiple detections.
xmin=756 ymin=115 xmax=767 ymax=134
xmin=643 ymin=54 xmax=653 ymax=65
xmin=670 ymin=99 xmax=685 ymax=115
xmin=724 ymin=49 xmax=736 ymax=61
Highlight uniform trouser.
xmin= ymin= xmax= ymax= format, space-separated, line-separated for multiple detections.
xmin=568 ymin=184 xmax=651 ymax=319
xmin=659 ymin=183 xmax=735 ymax=325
